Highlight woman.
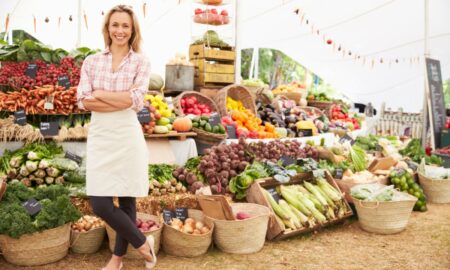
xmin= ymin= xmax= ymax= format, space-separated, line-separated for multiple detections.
xmin=77 ymin=5 xmax=156 ymax=270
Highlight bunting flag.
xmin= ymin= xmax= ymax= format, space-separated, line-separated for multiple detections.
xmin=143 ymin=3 xmax=147 ymax=18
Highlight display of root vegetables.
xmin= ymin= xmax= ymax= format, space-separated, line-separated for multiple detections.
xmin=54 ymin=114 xmax=90 ymax=142
xmin=169 ymin=217 xmax=210 ymax=235
xmin=141 ymin=104 xmax=159 ymax=135
xmin=72 ymin=215 xmax=105 ymax=233
xmin=198 ymin=140 xmax=251 ymax=194
xmin=0 ymin=116 xmax=43 ymax=143
xmin=262 ymin=179 xmax=349 ymax=231
xmin=246 ymin=140 xmax=319 ymax=162
xmin=148 ymin=164 xmax=187 ymax=196
xmin=136 ymin=218 xmax=160 ymax=232
xmin=0 ymin=85 xmax=83 ymax=114
xmin=0 ymin=58 xmax=80 ymax=90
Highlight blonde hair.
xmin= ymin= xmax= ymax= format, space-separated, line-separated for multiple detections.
xmin=102 ymin=5 xmax=142 ymax=52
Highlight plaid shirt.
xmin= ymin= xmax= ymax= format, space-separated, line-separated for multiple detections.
xmin=77 ymin=47 xmax=151 ymax=112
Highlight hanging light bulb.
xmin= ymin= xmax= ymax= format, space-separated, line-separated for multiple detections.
xmin=45 ymin=17 xmax=49 ymax=23
xmin=69 ymin=15 xmax=73 ymax=22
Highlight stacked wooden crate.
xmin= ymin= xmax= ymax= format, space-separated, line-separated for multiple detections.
xmin=189 ymin=43 xmax=235 ymax=92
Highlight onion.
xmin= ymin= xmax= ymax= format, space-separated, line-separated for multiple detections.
xmin=185 ymin=218 xmax=195 ymax=226
xmin=192 ymin=229 xmax=201 ymax=235
xmin=200 ymin=226 xmax=210 ymax=234
xmin=195 ymin=221 xmax=204 ymax=230
xmin=182 ymin=223 xmax=194 ymax=234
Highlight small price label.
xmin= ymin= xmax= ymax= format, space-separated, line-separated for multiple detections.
xmin=339 ymin=134 xmax=355 ymax=145
xmin=14 ymin=109 xmax=27 ymax=126
xmin=266 ymin=187 xmax=281 ymax=203
xmin=40 ymin=121 xmax=59 ymax=136
xmin=175 ymin=207 xmax=188 ymax=222
xmin=58 ymin=75 xmax=71 ymax=90
xmin=335 ymin=168 xmax=343 ymax=179
xmin=208 ymin=112 xmax=221 ymax=126
xmin=25 ymin=63 xmax=37 ymax=79
xmin=137 ymin=107 xmax=151 ymax=123
xmin=44 ymin=96 xmax=54 ymax=110
xmin=163 ymin=209 xmax=174 ymax=225
xmin=65 ymin=151 xmax=82 ymax=164
xmin=22 ymin=198 xmax=42 ymax=216
xmin=226 ymin=125 xmax=237 ymax=139
xmin=280 ymin=155 xmax=296 ymax=167
xmin=297 ymin=129 xmax=313 ymax=137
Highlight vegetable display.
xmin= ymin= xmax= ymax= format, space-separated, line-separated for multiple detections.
xmin=72 ymin=215 xmax=105 ymax=233
xmin=148 ymin=164 xmax=187 ymax=196
xmin=192 ymin=115 xmax=225 ymax=134
xmin=136 ymin=218 xmax=160 ymax=233
xmin=262 ymin=178 xmax=349 ymax=230
xmin=180 ymin=96 xmax=213 ymax=116
xmin=399 ymin=139 xmax=442 ymax=165
xmin=229 ymin=161 xmax=269 ymax=199
xmin=246 ymin=140 xmax=319 ymax=162
xmin=389 ymin=168 xmax=427 ymax=211
xmin=169 ymin=217 xmax=210 ymax=235
xmin=351 ymin=184 xmax=395 ymax=202
xmin=0 ymin=183 xmax=81 ymax=238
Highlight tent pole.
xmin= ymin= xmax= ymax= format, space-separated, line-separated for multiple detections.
xmin=76 ymin=0 xmax=82 ymax=48
xmin=421 ymin=0 xmax=429 ymax=147
xmin=234 ymin=0 xmax=241 ymax=83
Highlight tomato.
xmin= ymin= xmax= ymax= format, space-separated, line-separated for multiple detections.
xmin=220 ymin=10 xmax=228 ymax=16
xmin=180 ymin=99 xmax=186 ymax=106
xmin=193 ymin=109 xmax=201 ymax=115
xmin=194 ymin=8 xmax=203 ymax=15
xmin=210 ymin=9 xmax=218 ymax=14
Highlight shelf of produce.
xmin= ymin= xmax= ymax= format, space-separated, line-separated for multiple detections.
xmin=144 ymin=131 xmax=197 ymax=141
xmin=225 ymin=133 xmax=335 ymax=147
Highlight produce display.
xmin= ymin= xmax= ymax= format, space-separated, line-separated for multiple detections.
xmin=399 ymin=139 xmax=442 ymax=165
xmin=241 ymin=78 xmax=268 ymax=88
xmin=143 ymin=94 xmax=175 ymax=134
xmin=193 ymin=8 xmax=230 ymax=25
xmin=174 ymin=157 xmax=206 ymax=193
xmin=351 ymin=184 xmax=395 ymax=202
xmin=192 ymin=30 xmax=230 ymax=47
xmin=246 ymin=140 xmax=319 ymax=162
xmin=169 ymin=217 xmax=210 ymax=235
xmin=228 ymin=109 xmax=277 ymax=139
xmin=136 ymin=217 xmax=160 ymax=233
xmin=341 ymin=170 xmax=386 ymax=184
xmin=0 ymin=115 xmax=43 ymax=143
xmin=329 ymin=104 xmax=360 ymax=131
xmin=0 ymin=85 xmax=82 ymax=114
xmin=355 ymin=135 xmax=379 ymax=151
xmin=181 ymin=95 xmax=214 ymax=116
xmin=72 ymin=215 xmax=105 ymax=233
xmin=148 ymin=164 xmax=187 ymax=196
xmin=0 ymin=57 xmax=80 ymax=91
xmin=0 ymin=142 xmax=82 ymax=187
xmin=229 ymin=161 xmax=270 ymax=199
xmin=389 ymin=168 xmax=427 ymax=211
xmin=0 ymin=183 xmax=81 ymax=238
xmin=272 ymin=81 xmax=306 ymax=94
xmin=307 ymin=92 xmax=331 ymax=102
xmin=54 ymin=114 xmax=90 ymax=142
xmin=192 ymin=115 xmax=225 ymax=134
xmin=262 ymin=178 xmax=349 ymax=230
xmin=435 ymin=146 xmax=450 ymax=155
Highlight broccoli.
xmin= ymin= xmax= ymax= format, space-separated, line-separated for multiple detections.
xmin=0 ymin=202 xmax=36 ymax=238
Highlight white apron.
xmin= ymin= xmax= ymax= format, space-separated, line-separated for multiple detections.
xmin=86 ymin=109 xmax=149 ymax=197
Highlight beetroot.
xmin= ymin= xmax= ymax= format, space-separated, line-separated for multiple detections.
xmin=236 ymin=212 xmax=251 ymax=220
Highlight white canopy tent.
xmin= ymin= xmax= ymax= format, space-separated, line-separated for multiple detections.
xmin=1 ymin=0 xmax=450 ymax=112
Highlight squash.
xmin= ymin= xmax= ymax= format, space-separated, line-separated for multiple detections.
xmin=172 ymin=117 xmax=192 ymax=132
xmin=156 ymin=117 xmax=171 ymax=126
xmin=154 ymin=125 xmax=169 ymax=134
xmin=149 ymin=73 xmax=164 ymax=90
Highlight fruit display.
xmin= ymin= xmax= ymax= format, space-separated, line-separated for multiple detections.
xmin=307 ymin=92 xmax=331 ymax=102
xmin=72 ymin=215 xmax=105 ymax=233
xmin=140 ymin=104 xmax=159 ymax=135
xmin=181 ymin=95 xmax=214 ymax=116
xmin=192 ymin=115 xmax=226 ymax=134
xmin=257 ymin=103 xmax=301 ymax=138
xmin=145 ymin=94 xmax=174 ymax=119
xmin=148 ymin=73 xmax=164 ymax=90
xmin=172 ymin=117 xmax=192 ymax=132
xmin=329 ymin=104 xmax=361 ymax=130
xmin=193 ymin=8 xmax=230 ymax=25
xmin=148 ymin=164 xmax=187 ymax=196
xmin=0 ymin=58 xmax=80 ymax=91
xmin=272 ymin=81 xmax=306 ymax=94
xmin=389 ymin=168 xmax=427 ymax=211
xmin=199 ymin=141 xmax=251 ymax=194
xmin=228 ymin=109 xmax=277 ymax=139
xmin=136 ymin=218 xmax=161 ymax=233
xmin=262 ymin=179 xmax=350 ymax=230
xmin=144 ymin=94 xmax=175 ymax=134
xmin=169 ymin=217 xmax=210 ymax=235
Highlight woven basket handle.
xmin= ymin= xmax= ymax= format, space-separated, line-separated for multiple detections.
xmin=69 ymin=228 xmax=82 ymax=248
xmin=358 ymin=200 xmax=380 ymax=209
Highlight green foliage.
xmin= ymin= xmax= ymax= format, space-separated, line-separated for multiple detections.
xmin=2 ymin=182 xmax=35 ymax=203
xmin=0 ymin=203 xmax=36 ymax=238
xmin=34 ymin=184 xmax=69 ymax=201
xmin=33 ymin=196 xmax=81 ymax=231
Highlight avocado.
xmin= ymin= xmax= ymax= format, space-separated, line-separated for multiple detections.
xmin=205 ymin=123 xmax=212 ymax=132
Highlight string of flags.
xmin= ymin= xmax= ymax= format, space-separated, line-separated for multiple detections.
xmin=293 ymin=8 xmax=423 ymax=69
xmin=2 ymin=1 xmax=160 ymax=33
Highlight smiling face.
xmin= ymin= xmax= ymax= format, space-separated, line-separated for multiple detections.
xmin=108 ymin=11 xmax=133 ymax=48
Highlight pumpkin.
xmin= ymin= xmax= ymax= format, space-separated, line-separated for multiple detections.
xmin=172 ymin=117 xmax=192 ymax=132
xmin=149 ymin=73 xmax=164 ymax=90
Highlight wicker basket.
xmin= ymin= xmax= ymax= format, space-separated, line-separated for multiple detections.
xmin=418 ymin=173 xmax=450 ymax=203
xmin=106 ymin=213 xmax=162 ymax=259
xmin=206 ymin=203 xmax=270 ymax=254
xmin=213 ymin=84 xmax=257 ymax=116
xmin=246 ymin=86 xmax=272 ymax=105
xmin=274 ymin=91 xmax=303 ymax=105
xmin=70 ymin=226 xmax=106 ymax=254
xmin=307 ymin=100 xmax=334 ymax=111
xmin=162 ymin=209 xmax=213 ymax=257
xmin=337 ymin=176 xmax=388 ymax=204
xmin=192 ymin=127 xmax=227 ymax=145
xmin=0 ymin=223 xmax=71 ymax=266
xmin=147 ymin=90 xmax=164 ymax=97
xmin=352 ymin=194 xmax=417 ymax=234
xmin=173 ymin=91 xmax=219 ymax=116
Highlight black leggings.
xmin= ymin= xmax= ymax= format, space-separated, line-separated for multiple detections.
xmin=90 ymin=196 xmax=146 ymax=256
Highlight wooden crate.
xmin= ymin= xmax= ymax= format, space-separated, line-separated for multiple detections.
xmin=192 ymin=59 xmax=235 ymax=74
xmin=189 ymin=44 xmax=235 ymax=62
xmin=194 ymin=72 xmax=234 ymax=87
xmin=199 ymin=88 xmax=221 ymax=99
xmin=246 ymin=171 xmax=353 ymax=241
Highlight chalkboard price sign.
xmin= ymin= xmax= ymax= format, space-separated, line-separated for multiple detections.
xmin=425 ymin=58 xmax=446 ymax=148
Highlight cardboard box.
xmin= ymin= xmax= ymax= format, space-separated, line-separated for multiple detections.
xmin=368 ymin=157 xmax=397 ymax=172
xmin=197 ymin=195 xmax=235 ymax=220
xmin=246 ymin=172 xmax=353 ymax=241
